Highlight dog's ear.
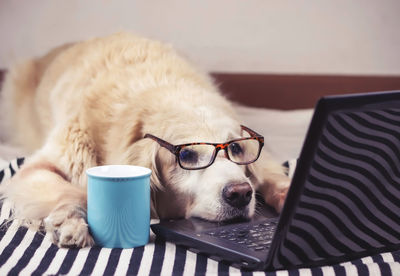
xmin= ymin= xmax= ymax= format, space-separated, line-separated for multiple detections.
xmin=123 ymin=138 xmax=163 ymax=190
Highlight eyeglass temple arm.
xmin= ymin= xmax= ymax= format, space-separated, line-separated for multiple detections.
xmin=240 ymin=125 xmax=262 ymax=137
xmin=144 ymin=134 xmax=176 ymax=153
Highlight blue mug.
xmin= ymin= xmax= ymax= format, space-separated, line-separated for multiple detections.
xmin=86 ymin=165 xmax=151 ymax=248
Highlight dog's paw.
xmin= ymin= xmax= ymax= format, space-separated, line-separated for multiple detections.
xmin=44 ymin=206 xmax=94 ymax=248
xmin=261 ymin=174 xmax=291 ymax=213
xmin=271 ymin=186 xmax=289 ymax=213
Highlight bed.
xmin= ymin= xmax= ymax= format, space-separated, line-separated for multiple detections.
xmin=1 ymin=70 xmax=400 ymax=275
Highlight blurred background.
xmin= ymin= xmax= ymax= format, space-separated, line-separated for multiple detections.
xmin=1 ymin=0 xmax=400 ymax=108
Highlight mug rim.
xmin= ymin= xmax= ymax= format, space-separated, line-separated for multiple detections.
xmin=86 ymin=165 xmax=152 ymax=179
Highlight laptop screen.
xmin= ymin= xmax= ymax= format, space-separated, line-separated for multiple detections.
xmin=271 ymin=102 xmax=400 ymax=269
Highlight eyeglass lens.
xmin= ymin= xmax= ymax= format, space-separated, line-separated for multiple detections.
xmin=227 ymin=139 xmax=260 ymax=164
xmin=178 ymin=139 xmax=260 ymax=169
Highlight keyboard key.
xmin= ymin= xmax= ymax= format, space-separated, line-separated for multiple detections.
xmin=203 ymin=218 xmax=278 ymax=252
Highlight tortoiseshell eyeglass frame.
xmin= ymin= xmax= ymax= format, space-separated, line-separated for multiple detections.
xmin=144 ymin=125 xmax=264 ymax=170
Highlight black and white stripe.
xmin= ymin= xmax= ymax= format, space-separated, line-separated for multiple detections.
xmin=275 ymin=109 xmax=400 ymax=272
xmin=0 ymin=157 xmax=399 ymax=275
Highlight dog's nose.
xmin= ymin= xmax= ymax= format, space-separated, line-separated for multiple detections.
xmin=222 ymin=182 xmax=253 ymax=208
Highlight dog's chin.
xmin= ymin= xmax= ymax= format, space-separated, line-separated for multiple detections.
xmin=194 ymin=206 xmax=253 ymax=223
xmin=217 ymin=206 xmax=253 ymax=222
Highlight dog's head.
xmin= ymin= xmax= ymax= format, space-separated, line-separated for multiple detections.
xmin=127 ymin=109 xmax=265 ymax=222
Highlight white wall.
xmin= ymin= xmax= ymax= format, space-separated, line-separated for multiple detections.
xmin=0 ymin=0 xmax=399 ymax=75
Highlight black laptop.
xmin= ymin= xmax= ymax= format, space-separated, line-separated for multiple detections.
xmin=151 ymin=91 xmax=400 ymax=271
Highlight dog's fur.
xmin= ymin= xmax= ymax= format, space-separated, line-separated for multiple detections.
xmin=0 ymin=33 xmax=290 ymax=247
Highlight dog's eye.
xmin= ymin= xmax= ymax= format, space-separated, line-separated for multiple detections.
xmin=229 ymin=142 xmax=243 ymax=155
xmin=179 ymin=149 xmax=198 ymax=163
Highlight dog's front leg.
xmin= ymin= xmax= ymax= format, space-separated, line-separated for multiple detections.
xmin=0 ymin=121 xmax=97 ymax=247
xmin=248 ymin=150 xmax=291 ymax=213
xmin=2 ymin=165 xmax=94 ymax=247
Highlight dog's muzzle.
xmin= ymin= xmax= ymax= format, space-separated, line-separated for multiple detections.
xmin=222 ymin=182 xmax=253 ymax=208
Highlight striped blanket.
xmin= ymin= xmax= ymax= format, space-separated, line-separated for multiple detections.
xmin=0 ymin=159 xmax=399 ymax=275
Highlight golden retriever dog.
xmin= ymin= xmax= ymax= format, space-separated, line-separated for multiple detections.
xmin=0 ymin=32 xmax=290 ymax=248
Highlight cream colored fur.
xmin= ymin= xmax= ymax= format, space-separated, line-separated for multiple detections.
xmin=0 ymin=32 xmax=289 ymax=247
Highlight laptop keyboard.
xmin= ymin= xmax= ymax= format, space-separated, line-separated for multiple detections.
xmin=204 ymin=218 xmax=279 ymax=252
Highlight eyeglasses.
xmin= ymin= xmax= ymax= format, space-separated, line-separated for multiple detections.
xmin=144 ymin=125 xmax=264 ymax=170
